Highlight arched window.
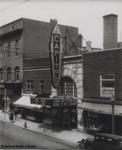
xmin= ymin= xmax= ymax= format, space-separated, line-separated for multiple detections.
xmin=15 ymin=66 xmax=20 ymax=81
xmin=7 ymin=68 xmax=11 ymax=81
xmin=0 ymin=68 xmax=3 ymax=81
xmin=58 ymin=76 xmax=77 ymax=97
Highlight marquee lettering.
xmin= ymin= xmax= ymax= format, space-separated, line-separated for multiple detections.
xmin=49 ymin=24 xmax=63 ymax=88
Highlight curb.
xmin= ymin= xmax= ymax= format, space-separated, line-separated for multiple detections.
xmin=0 ymin=119 xmax=77 ymax=149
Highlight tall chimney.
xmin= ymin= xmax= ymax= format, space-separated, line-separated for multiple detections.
xmin=103 ymin=14 xmax=118 ymax=50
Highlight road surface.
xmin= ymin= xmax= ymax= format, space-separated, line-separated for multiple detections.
xmin=0 ymin=121 xmax=76 ymax=150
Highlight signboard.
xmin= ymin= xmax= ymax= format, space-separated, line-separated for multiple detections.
xmin=101 ymin=87 xmax=115 ymax=98
xmin=49 ymin=24 xmax=63 ymax=88
xmin=31 ymin=96 xmax=77 ymax=107
xmin=100 ymin=74 xmax=115 ymax=98
xmin=31 ymin=96 xmax=77 ymax=128
xmin=52 ymin=96 xmax=77 ymax=107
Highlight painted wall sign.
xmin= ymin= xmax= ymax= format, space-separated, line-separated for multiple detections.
xmin=49 ymin=24 xmax=63 ymax=88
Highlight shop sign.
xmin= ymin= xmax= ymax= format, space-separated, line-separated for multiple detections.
xmin=101 ymin=87 xmax=115 ymax=98
xmin=49 ymin=24 xmax=63 ymax=88
xmin=52 ymin=96 xmax=77 ymax=107
xmin=31 ymin=96 xmax=77 ymax=107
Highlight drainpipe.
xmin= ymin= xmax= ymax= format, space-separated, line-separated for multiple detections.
xmin=111 ymin=95 xmax=115 ymax=134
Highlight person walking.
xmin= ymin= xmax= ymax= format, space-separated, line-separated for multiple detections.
xmin=9 ymin=111 xmax=14 ymax=122
xmin=14 ymin=108 xmax=18 ymax=121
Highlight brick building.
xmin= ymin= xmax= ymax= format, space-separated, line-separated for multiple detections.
xmin=23 ymin=57 xmax=51 ymax=96
xmin=0 ymin=17 xmax=81 ymax=103
xmin=82 ymin=49 xmax=122 ymax=134
xmin=0 ymin=16 xmax=102 ymax=128
xmin=81 ymin=14 xmax=122 ymax=135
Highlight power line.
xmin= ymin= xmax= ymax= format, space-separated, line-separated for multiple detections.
xmin=0 ymin=0 xmax=30 ymax=12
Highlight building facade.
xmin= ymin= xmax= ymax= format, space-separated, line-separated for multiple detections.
xmin=81 ymin=14 xmax=122 ymax=135
xmin=0 ymin=17 xmax=101 ymax=128
xmin=82 ymin=48 xmax=122 ymax=135
xmin=0 ymin=18 xmax=80 ymax=101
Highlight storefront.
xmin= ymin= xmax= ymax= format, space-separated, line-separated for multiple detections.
xmin=13 ymin=93 xmax=44 ymax=123
xmin=31 ymin=95 xmax=78 ymax=128
xmin=81 ymin=101 xmax=122 ymax=135
xmin=82 ymin=41 xmax=122 ymax=135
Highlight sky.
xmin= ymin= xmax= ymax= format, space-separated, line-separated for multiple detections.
xmin=0 ymin=0 xmax=122 ymax=49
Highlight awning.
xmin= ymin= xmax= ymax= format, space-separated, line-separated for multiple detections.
xmin=80 ymin=102 xmax=122 ymax=116
xmin=13 ymin=94 xmax=43 ymax=109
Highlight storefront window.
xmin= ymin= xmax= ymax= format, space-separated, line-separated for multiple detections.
xmin=100 ymin=74 xmax=115 ymax=98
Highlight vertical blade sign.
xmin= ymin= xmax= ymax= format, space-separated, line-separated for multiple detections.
xmin=50 ymin=24 xmax=63 ymax=88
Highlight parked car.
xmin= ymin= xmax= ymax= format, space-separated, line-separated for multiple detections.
xmin=78 ymin=132 xmax=122 ymax=150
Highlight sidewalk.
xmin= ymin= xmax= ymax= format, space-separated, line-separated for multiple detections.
xmin=0 ymin=110 xmax=92 ymax=146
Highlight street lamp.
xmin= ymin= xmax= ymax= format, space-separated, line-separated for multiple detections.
xmin=111 ymin=95 xmax=115 ymax=134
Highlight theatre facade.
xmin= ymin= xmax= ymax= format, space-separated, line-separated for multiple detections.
xmin=0 ymin=16 xmax=100 ymax=128
xmin=22 ymin=23 xmax=100 ymax=127
xmin=0 ymin=17 xmax=82 ymax=106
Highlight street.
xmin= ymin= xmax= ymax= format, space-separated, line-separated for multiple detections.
xmin=0 ymin=121 xmax=76 ymax=150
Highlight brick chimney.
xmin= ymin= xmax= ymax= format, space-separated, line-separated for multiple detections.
xmin=50 ymin=19 xmax=57 ymax=28
xmin=103 ymin=14 xmax=118 ymax=50
xmin=77 ymin=34 xmax=83 ymax=49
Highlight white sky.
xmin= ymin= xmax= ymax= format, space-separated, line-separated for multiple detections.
xmin=0 ymin=0 xmax=122 ymax=49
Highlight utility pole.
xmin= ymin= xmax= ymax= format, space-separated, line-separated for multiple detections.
xmin=111 ymin=95 xmax=115 ymax=134
xmin=4 ymin=87 xmax=7 ymax=120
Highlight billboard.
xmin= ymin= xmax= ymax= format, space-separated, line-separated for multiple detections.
xmin=49 ymin=24 xmax=63 ymax=88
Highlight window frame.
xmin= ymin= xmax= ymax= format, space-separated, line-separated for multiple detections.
xmin=15 ymin=39 xmax=19 ymax=56
xmin=15 ymin=66 xmax=20 ymax=81
xmin=7 ymin=68 xmax=11 ymax=81
xmin=39 ymin=80 xmax=44 ymax=92
xmin=0 ymin=68 xmax=4 ymax=81
xmin=7 ymin=41 xmax=11 ymax=57
xmin=26 ymin=80 xmax=33 ymax=92
xmin=100 ymin=74 xmax=115 ymax=98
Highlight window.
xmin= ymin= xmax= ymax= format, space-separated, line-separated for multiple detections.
xmin=58 ymin=77 xmax=77 ymax=97
xmin=15 ymin=66 xmax=20 ymax=81
xmin=0 ymin=68 xmax=3 ymax=81
xmin=26 ymin=80 xmax=33 ymax=92
xmin=39 ymin=80 xmax=44 ymax=92
xmin=100 ymin=74 xmax=115 ymax=98
xmin=7 ymin=68 xmax=11 ymax=81
xmin=7 ymin=41 xmax=11 ymax=57
xmin=0 ymin=42 xmax=3 ymax=59
xmin=15 ymin=40 xmax=19 ymax=56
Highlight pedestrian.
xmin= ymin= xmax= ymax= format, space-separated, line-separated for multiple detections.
xmin=14 ymin=108 xmax=18 ymax=121
xmin=9 ymin=111 xmax=14 ymax=122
